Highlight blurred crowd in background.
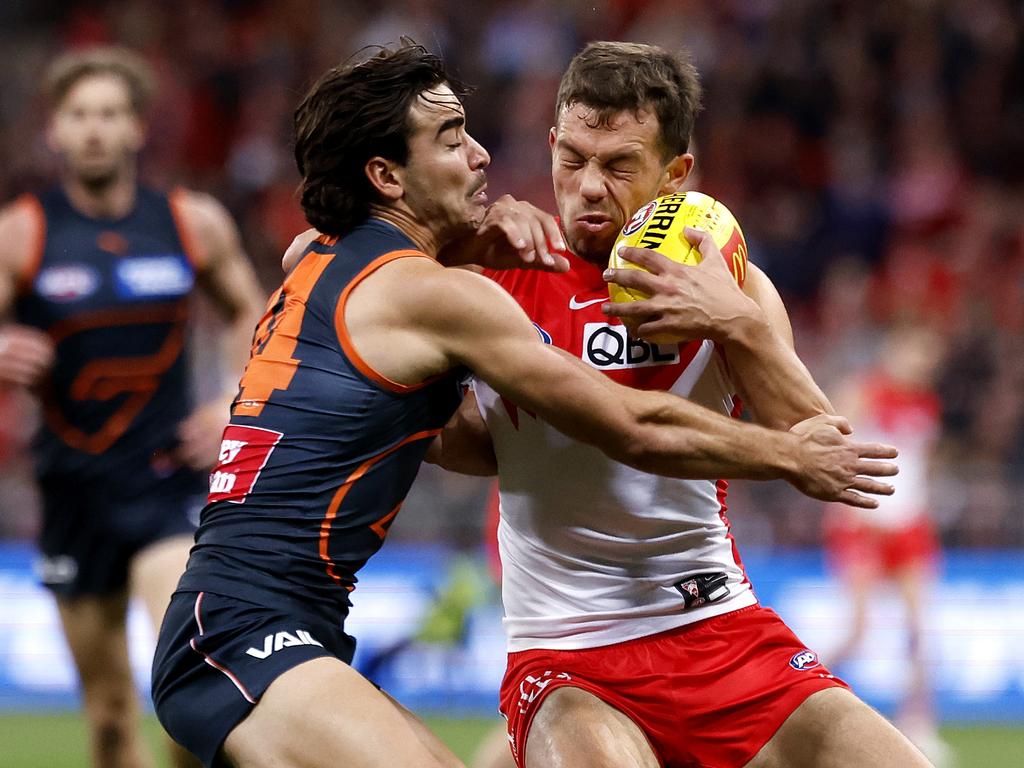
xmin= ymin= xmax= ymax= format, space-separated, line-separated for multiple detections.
xmin=0 ymin=0 xmax=1021 ymax=550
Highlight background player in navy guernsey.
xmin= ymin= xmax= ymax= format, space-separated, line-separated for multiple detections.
xmin=151 ymin=41 xmax=899 ymax=768
xmin=0 ymin=48 xmax=263 ymax=768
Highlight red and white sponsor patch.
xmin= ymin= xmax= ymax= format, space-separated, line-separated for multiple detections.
xmin=207 ymin=424 xmax=283 ymax=504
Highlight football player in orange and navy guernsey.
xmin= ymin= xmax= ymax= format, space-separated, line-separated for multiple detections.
xmin=0 ymin=47 xmax=262 ymax=768
xmin=152 ymin=42 xmax=900 ymax=768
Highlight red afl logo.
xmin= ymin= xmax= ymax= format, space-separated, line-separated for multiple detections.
xmin=622 ymin=200 xmax=658 ymax=236
xmin=789 ymin=649 xmax=820 ymax=670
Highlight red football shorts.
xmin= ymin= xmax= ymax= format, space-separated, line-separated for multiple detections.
xmin=498 ymin=605 xmax=846 ymax=768
xmin=825 ymin=514 xmax=939 ymax=577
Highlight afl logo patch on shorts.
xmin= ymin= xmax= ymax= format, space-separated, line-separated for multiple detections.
xmin=789 ymin=649 xmax=820 ymax=671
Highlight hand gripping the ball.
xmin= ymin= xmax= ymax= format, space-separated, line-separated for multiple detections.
xmin=603 ymin=227 xmax=765 ymax=344
xmin=785 ymin=413 xmax=899 ymax=509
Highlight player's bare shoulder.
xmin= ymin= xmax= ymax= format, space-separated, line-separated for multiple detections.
xmin=168 ymin=187 xmax=242 ymax=271
xmin=398 ymin=258 xmax=526 ymax=334
xmin=0 ymin=194 xmax=45 ymax=287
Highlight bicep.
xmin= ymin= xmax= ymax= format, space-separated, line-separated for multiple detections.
xmin=181 ymin=193 xmax=263 ymax=320
xmin=418 ymin=270 xmax=639 ymax=456
xmin=743 ymin=262 xmax=795 ymax=349
xmin=0 ymin=200 xmax=41 ymax=317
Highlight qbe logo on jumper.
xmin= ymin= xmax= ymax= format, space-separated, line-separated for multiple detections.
xmin=582 ymin=323 xmax=679 ymax=370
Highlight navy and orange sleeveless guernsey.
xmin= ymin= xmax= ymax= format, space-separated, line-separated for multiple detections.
xmin=14 ymin=186 xmax=206 ymax=497
xmin=177 ymin=219 xmax=464 ymax=623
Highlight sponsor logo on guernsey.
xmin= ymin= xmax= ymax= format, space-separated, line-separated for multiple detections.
xmin=245 ymin=630 xmax=324 ymax=659
xmin=36 ymin=264 xmax=100 ymax=302
xmin=208 ymin=425 xmax=284 ymax=504
xmin=568 ymin=295 xmax=606 ymax=310
xmin=789 ymin=649 xmax=820 ymax=671
xmin=532 ymin=322 xmax=552 ymax=344
xmin=582 ymin=323 xmax=679 ymax=370
xmin=114 ymin=254 xmax=193 ymax=299
xmin=622 ymin=200 xmax=658 ymax=236
xmin=517 ymin=670 xmax=572 ymax=714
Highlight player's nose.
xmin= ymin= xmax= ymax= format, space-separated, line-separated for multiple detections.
xmin=467 ymin=133 xmax=490 ymax=170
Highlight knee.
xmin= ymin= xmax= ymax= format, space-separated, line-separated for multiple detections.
xmin=83 ymin=685 xmax=137 ymax=730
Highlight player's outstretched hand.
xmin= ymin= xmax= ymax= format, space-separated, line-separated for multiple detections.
xmin=603 ymin=227 xmax=762 ymax=343
xmin=787 ymin=413 xmax=899 ymax=509
xmin=438 ymin=195 xmax=571 ymax=272
xmin=282 ymin=228 xmax=319 ymax=273
xmin=0 ymin=324 xmax=55 ymax=388
xmin=177 ymin=397 xmax=233 ymax=470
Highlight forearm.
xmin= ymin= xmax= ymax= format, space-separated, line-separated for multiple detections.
xmin=615 ymin=387 xmax=799 ymax=481
xmin=721 ymin=316 xmax=833 ymax=429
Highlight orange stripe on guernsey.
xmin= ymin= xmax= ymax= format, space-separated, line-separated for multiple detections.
xmin=14 ymin=194 xmax=46 ymax=294
xmin=319 ymin=428 xmax=442 ymax=589
xmin=334 ymin=250 xmax=441 ymax=394
xmin=167 ymin=188 xmax=208 ymax=272
xmin=234 ymin=252 xmax=335 ymax=417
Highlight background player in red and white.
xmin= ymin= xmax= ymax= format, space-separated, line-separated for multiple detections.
xmin=0 ymin=47 xmax=262 ymax=768
xmin=430 ymin=42 xmax=931 ymax=768
xmin=824 ymin=322 xmax=950 ymax=764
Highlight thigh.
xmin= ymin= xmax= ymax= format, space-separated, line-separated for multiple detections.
xmin=131 ymin=534 xmax=194 ymax=630
xmin=224 ymin=656 xmax=462 ymax=768
xmin=57 ymin=592 xmax=134 ymax=688
xmin=745 ymin=687 xmax=931 ymax=768
xmin=525 ymin=687 xmax=658 ymax=768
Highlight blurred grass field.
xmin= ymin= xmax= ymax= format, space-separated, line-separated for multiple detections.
xmin=1 ymin=713 xmax=1023 ymax=767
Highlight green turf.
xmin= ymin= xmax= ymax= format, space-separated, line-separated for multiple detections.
xmin=0 ymin=712 xmax=1021 ymax=766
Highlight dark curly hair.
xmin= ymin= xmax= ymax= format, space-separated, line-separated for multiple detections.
xmin=555 ymin=41 xmax=702 ymax=160
xmin=294 ymin=41 xmax=468 ymax=236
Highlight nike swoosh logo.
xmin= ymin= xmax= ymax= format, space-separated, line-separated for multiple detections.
xmin=569 ymin=295 xmax=606 ymax=310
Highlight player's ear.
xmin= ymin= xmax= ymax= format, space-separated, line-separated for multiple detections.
xmin=548 ymin=127 xmax=557 ymax=152
xmin=365 ymin=156 xmax=403 ymax=202
xmin=660 ymin=153 xmax=694 ymax=195
xmin=127 ymin=117 xmax=147 ymax=153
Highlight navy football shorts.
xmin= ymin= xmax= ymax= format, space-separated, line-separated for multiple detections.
xmin=152 ymin=590 xmax=356 ymax=767
xmin=36 ymin=476 xmax=203 ymax=597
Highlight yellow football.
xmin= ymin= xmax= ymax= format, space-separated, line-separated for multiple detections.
xmin=608 ymin=191 xmax=748 ymax=309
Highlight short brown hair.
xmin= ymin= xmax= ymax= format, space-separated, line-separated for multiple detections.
xmin=555 ymin=42 xmax=702 ymax=159
xmin=43 ymin=46 xmax=156 ymax=115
